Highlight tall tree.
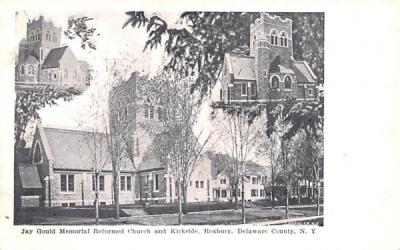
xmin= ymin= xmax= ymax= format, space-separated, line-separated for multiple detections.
xmin=212 ymin=105 xmax=260 ymax=223
xmin=144 ymin=72 xmax=212 ymax=225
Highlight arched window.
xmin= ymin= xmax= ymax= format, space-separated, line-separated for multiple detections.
xmin=280 ymin=32 xmax=288 ymax=47
xmin=20 ymin=65 xmax=25 ymax=75
xmin=284 ymin=76 xmax=292 ymax=89
xmin=270 ymin=30 xmax=278 ymax=45
xmin=28 ymin=65 xmax=34 ymax=75
xmin=64 ymin=69 xmax=68 ymax=79
xmin=33 ymin=142 xmax=42 ymax=163
xmin=270 ymin=75 xmax=279 ymax=89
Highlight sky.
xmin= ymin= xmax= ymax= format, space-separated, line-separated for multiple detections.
xmin=16 ymin=11 xmax=182 ymax=130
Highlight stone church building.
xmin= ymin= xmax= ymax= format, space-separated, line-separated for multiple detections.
xmin=15 ymin=16 xmax=91 ymax=91
xmin=212 ymin=13 xmax=318 ymax=104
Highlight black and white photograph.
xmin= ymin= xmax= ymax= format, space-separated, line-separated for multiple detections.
xmin=12 ymin=11 xmax=324 ymax=226
xmin=1 ymin=0 xmax=400 ymax=249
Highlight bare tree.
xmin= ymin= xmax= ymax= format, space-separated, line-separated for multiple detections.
xmin=143 ymin=72 xmax=213 ymax=225
xmin=212 ymin=105 xmax=260 ymax=224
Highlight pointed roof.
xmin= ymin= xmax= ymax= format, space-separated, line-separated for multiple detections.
xmin=226 ymin=53 xmax=256 ymax=80
xmin=18 ymin=164 xmax=42 ymax=189
xmin=35 ymin=124 xmax=134 ymax=172
xmin=292 ymin=60 xmax=318 ymax=83
xmin=42 ymin=46 xmax=68 ymax=69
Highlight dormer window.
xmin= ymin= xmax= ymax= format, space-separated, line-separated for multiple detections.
xmin=270 ymin=75 xmax=279 ymax=89
xmin=280 ymin=32 xmax=288 ymax=47
xmin=270 ymin=30 xmax=278 ymax=45
xmin=284 ymin=76 xmax=292 ymax=89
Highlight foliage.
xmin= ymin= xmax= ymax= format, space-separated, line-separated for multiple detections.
xmin=123 ymin=12 xmax=324 ymax=95
xmin=64 ymin=16 xmax=98 ymax=50
xmin=14 ymin=86 xmax=81 ymax=144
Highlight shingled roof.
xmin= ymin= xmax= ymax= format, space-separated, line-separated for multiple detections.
xmin=42 ymin=46 xmax=68 ymax=69
xmin=226 ymin=54 xmax=256 ymax=81
xmin=38 ymin=125 xmax=134 ymax=172
xmin=224 ymin=53 xmax=317 ymax=83
xmin=18 ymin=165 xmax=42 ymax=189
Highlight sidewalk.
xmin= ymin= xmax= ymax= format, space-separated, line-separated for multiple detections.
xmin=34 ymin=204 xmax=322 ymax=225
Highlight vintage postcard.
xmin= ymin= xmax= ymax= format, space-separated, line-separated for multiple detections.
xmin=1 ymin=1 xmax=399 ymax=250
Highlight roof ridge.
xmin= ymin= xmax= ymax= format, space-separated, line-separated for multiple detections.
xmin=43 ymin=126 xmax=103 ymax=135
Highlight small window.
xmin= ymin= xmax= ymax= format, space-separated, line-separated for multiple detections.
xmin=149 ymin=107 xmax=154 ymax=119
xmin=100 ymin=202 xmax=106 ymax=205
xmin=20 ymin=65 xmax=25 ymax=75
xmin=195 ymin=181 xmax=199 ymax=188
xmin=120 ymin=176 xmax=126 ymax=191
xmin=28 ymin=65 xmax=34 ymax=75
xmin=251 ymin=189 xmax=258 ymax=197
xmin=92 ymin=175 xmax=105 ymax=191
xmin=53 ymin=73 xmax=57 ymax=79
xmin=64 ymin=69 xmax=68 ymax=79
xmin=144 ymin=106 xmax=149 ymax=118
xmin=69 ymin=203 xmax=76 ymax=207
xmin=154 ymin=174 xmax=159 ymax=191
xmin=250 ymin=82 xmax=256 ymax=96
xmin=270 ymin=30 xmax=278 ymax=45
xmin=220 ymin=179 xmax=226 ymax=184
xmin=127 ymin=176 xmax=131 ymax=191
xmin=61 ymin=203 xmax=68 ymax=207
xmin=251 ymin=177 xmax=257 ymax=184
xmin=241 ymin=83 xmax=247 ymax=96
xmin=280 ymin=32 xmax=288 ymax=47
xmin=200 ymin=181 xmax=204 ymax=189
xmin=221 ymin=190 xmax=227 ymax=198
xmin=284 ymin=76 xmax=292 ymax=89
xmin=271 ymin=76 xmax=279 ymax=89
xmin=61 ymin=174 xmax=74 ymax=192
xmin=308 ymin=88 xmax=314 ymax=96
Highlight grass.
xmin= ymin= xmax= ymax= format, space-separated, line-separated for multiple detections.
xmin=144 ymin=201 xmax=237 ymax=215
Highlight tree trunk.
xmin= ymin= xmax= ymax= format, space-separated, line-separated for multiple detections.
xmin=271 ymin=185 xmax=275 ymax=208
xmin=177 ymin=180 xmax=183 ymax=225
xmin=113 ymin=171 xmax=120 ymax=220
xmin=316 ymin=181 xmax=320 ymax=216
xmin=285 ymin=186 xmax=289 ymax=219
xmin=95 ymin=173 xmax=99 ymax=225
xmin=182 ymin=183 xmax=187 ymax=214
xmin=298 ymin=187 xmax=301 ymax=205
xmin=241 ymin=176 xmax=245 ymax=224
xmin=234 ymin=185 xmax=239 ymax=210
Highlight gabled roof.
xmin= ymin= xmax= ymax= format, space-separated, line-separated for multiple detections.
xmin=226 ymin=54 xmax=256 ymax=80
xmin=292 ymin=60 xmax=318 ymax=83
xmin=42 ymin=46 xmax=68 ymax=69
xmin=24 ymin=54 xmax=39 ymax=64
xmin=207 ymin=151 xmax=267 ymax=179
xmin=18 ymin=165 xmax=42 ymax=189
xmin=37 ymin=125 xmax=134 ymax=172
xmin=223 ymin=53 xmax=318 ymax=84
